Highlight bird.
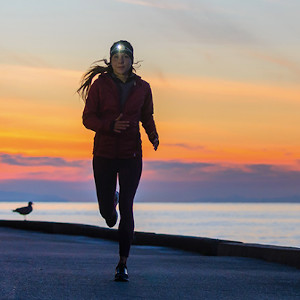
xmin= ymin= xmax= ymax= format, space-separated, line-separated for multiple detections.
xmin=13 ymin=202 xmax=33 ymax=220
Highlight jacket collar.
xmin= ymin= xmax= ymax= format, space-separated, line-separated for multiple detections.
xmin=100 ymin=72 xmax=142 ymax=87
xmin=109 ymin=71 xmax=137 ymax=84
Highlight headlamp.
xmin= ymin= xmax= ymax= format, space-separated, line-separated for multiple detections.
xmin=110 ymin=41 xmax=134 ymax=60
xmin=117 ymin=44 xmax=124 ymax=51
xmin=111 ymin=43 xmax=133 ymax=55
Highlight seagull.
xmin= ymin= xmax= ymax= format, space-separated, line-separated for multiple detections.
xmin=13 ymin=202 xmax=33 ymax=220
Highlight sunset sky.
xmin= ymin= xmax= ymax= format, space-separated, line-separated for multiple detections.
xmin=1 ymin=0 xmax=300 ymax=202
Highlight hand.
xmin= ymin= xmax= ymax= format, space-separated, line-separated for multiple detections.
xmin=113 ymin=114 xmax=130 ymax=133
xmin=152 ymin=138 xmax=159 ymax=151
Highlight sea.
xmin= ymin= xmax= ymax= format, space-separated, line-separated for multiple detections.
xmin=1 ymin=202 xmax=300 ymax=248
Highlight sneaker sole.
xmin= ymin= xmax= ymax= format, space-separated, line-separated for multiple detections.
xmin=114 ymin=274 xmax=129 ymax=282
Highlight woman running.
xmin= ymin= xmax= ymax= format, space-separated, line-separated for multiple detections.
xmin=77 ymin=40 xmax=159 ymax=281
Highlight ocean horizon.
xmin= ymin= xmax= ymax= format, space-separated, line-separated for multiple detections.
xmin=1 ymin=196 xmax=300 ymax=203
xmin=1 ymin=201 xmax=300 ymax=249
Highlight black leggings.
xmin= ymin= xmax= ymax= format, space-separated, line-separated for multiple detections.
xmin=92 ymin=156 xmax=142 ymax=257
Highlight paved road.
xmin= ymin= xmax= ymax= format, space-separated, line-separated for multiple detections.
xmin=0 ymin=227 xmax=299 ymax=300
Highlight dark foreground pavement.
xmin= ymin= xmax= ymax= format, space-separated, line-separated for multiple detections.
xmin=0 ymin=227 xmax=299 ymax=300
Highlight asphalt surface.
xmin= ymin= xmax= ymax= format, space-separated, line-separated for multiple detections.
xmin=0 ymin=227 xmax=299 ymax=300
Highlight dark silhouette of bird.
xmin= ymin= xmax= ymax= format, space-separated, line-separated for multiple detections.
xmin=13 ymin=202 xmax=33 ymax=220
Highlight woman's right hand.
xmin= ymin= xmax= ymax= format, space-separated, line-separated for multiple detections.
xmin=113 ymin=113 xmax=130 ymax=133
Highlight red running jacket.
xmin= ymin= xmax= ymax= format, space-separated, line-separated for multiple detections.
xmin=82 ymin=73 xmax=158 ymax=158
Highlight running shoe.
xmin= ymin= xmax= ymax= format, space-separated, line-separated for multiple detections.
xmin=114 ymin=191 xmax=119 ymax=207
xmin=105 ymin=191 xmax=119 ymax=228
xmin=115 ymin=263 xmax=129 ymax=282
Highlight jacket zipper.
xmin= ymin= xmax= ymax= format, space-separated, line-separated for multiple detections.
xmin=124 ymin=80 xmax=138 ymax=157
xmin=114 ymin=77 xmax=139 ymax=158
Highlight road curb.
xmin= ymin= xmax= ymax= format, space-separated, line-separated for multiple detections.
xmin=0 ymin=220 xmax=299 ymax=269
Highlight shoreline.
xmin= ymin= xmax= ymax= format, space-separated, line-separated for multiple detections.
xmin=0 ymin=219 xmax=299 ymax=270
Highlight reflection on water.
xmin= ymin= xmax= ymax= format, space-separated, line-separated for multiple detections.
xmin=1 ymin=202 xmax=300 ymax=248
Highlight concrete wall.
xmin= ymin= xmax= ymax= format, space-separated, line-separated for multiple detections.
xmin=1 ymin=220 xmax=299 ymax=269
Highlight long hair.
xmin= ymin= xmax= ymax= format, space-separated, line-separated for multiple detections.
xmin=77 ymin=59 xmax=112 ymax=102
xmin=77 ymin=59 xmax=138 ymax=102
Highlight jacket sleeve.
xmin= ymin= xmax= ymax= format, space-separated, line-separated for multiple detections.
xmin=82 ymin=79 xmax=113 ymax=133
xmin=140 ymin=84 xmax=159 ymax=143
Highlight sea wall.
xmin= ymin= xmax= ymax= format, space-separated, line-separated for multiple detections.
xmin=0 ymin=220 xmax=299 ymax=269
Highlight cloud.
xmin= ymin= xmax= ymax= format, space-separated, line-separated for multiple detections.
xmin=1 ymin=152 xmax=299 ymax=202
xmin=0 ymin=153 xmax=93 ymax=182
xmin=163 ymin=143 xmax=208 ymax=151
xmin=0 ymin=179 xmax=95 ymax=202
xmin=0 ymin=47 xmax=51 ymax=69
xmin=117 ymin=0 xmax=255 ymax=45
xmin=116 ymin=0 xmax=188 ymax=10
xmin=148 ymin=73 xmax=300 ymax=103
xmin=245 ymin=50 xmax=300 ymax=77
xmin=0 ymin=153 xmax=87 ymax=168
xmin=144 ymin=160 xmax=281 ymax=182
xmin=263 ymin=0 xmax=284 ymax=3
xmin=140 ymin=160 xmax=300 ymax=200
xmin=0 ymin=190 xmax=68 ymax=202
xmin=156 ymin=2 xmax=256 ymax=45
xmin=0 ymin=159 xmax=300 ymax=202
xmin=144 ymin=160 xmax=215 ymax=171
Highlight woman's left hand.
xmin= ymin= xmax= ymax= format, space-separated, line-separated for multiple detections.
xmin=152 ymin=138 xmax=159 ymax=151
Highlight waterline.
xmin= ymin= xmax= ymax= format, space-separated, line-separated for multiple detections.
xmin=2 ymin=202 xmax=300 ymax=248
